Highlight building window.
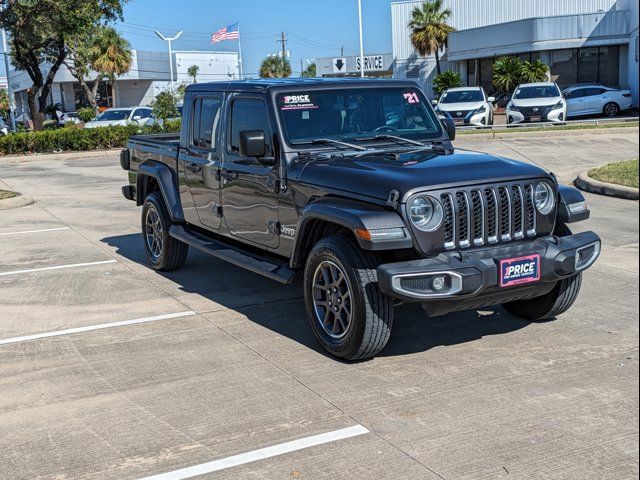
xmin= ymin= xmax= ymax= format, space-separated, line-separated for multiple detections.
xmin=406 ymin=63 xmax=420 ymax=79
xmin=479 ymin=58 xmax=494 ymax=94
xmin=598 ymin=46 xmax=619 ymax=86
xmin=466 ymin=59 xmax=478 ymax=86
xmin=577 ymin=47 xmax=599 ymax=84
xmin=550 ymin=49 xmax=578 ymax=86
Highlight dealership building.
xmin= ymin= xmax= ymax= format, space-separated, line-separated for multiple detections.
xmin=391 ymin=0 xmax=639 ymax=106
xmin=8 ymin=50 xmax=239 ymax=118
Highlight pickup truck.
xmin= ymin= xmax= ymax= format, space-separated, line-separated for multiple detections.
xmin=120 ymin=78 xmax=601 ymax=361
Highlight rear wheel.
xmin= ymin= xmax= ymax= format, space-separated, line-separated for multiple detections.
xmin=303 ymin=235 xmax=394 ymax=361
xmin=141 ymin=192 xmax=188 ymax=271
xmin=502 ymin=222 xmax=582 ymax=321
xmin=603 ymin=102 xmax=619 ymax=117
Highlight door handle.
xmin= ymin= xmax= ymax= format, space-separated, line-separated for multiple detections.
xmin=186 ymin=163 xmax=202 ymax=174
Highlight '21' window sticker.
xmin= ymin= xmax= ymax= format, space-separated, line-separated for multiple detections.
xmin=403 ymin=92 xmax=420 ymax=104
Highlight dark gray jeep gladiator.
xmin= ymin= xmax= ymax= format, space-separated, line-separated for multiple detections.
xmin=121 ymin=78 xmax=601 ymax=360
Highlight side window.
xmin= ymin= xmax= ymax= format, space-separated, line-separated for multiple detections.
xmin=568 ymin=89 xmax=584 ymax=99
xmin=136 ymin=109 xmax=151 ymax=119
xmin=584 ymin=88 xmax=606 ymax=97
xmin=230 ymin=98 xmax=272 ymax=155
xmin=192 ymin=96 xmax=222 ymax=150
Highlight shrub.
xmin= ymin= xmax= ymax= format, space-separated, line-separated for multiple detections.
xmin=77 ymin=107 xmax=97 ymax=122
xmin=151 ymin=91 xmax=178 ymax=121
xmin=432 ymin=70 xmax=462 ymax=96
xmin=0 ymin=124 xmax=175 ymax=155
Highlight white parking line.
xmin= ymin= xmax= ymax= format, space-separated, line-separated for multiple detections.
xmin=0 ymin=259 xmax=117 ymax=277
xmin=138 ymin=425 xmax=369 ymax=480
xmin=0 ymin=311 xmax=196 ymax=346
xmin=0 ymin=227 xmax=70 ymax=237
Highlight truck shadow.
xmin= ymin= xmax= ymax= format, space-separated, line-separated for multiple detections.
xmin=102 ymin=233 xmax=533 ymax=359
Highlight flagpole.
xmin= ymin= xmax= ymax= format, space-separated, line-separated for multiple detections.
xmin=237 ymin=22 xmax=244 ymax=80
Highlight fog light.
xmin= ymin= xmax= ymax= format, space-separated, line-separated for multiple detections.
xmin=575 ymin=241 xmax=601 ymax=271
xmin=431 ymin=276 xmax=446 ymax=291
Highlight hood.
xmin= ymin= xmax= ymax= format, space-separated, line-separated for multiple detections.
xmin=298 ymin=148 xmax=550 ymax=201
xmin=511 ymin=97 xmax=561 ymax=107
xmin=437 ymin=101 xmax=485 ymax=112
xmin=84 ymin=119 xmax=129 ymax=128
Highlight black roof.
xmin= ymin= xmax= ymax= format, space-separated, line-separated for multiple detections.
xmin=186 ymin=77 xmax=419 ymax=93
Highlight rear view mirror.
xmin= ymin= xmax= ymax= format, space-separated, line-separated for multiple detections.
xmin=431 ymin=99 xmax=438 ymax=106
xmin=487 ymin=96 xmax=496 ymax=103
xmin=441 ymin=118 xmax=456 ymax=141
xmin=239 ymin=130 xmax=266 ymax=157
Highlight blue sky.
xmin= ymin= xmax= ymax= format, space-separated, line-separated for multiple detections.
xmin=114 ymin=0 xmax=395 ymax=77
xmin=2 ymin=0 xmax=397 ymax=78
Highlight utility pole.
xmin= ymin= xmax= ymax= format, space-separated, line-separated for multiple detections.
xmin=155 ymin=30 xmax=183 ymax=92
xmin=340 ymin=46 xmax=345 ymax=56
xmin=277 ymin=30 xmax=287 ymax=60
xmin=357 ymin=0 xmax=365 ymax=78
xmin=1 ymin=26 xmax=16 ymax=131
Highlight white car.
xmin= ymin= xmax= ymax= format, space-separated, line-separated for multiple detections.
xmin=563 ymin=84 xmax=633 ymax=118
xmin=507 ymin=82 xmax=566 ymax=125
xmin=0 ymin=117 xmax=8 ymax=136
xmin=58 ymin=112 xmax=81 ymax=126
xmin=434 ymin=86 xmax=495 ymax=126
xmin=84 ymin=107 xmax=155 ymax=128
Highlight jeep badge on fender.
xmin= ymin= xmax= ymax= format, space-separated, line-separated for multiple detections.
xmin=120 ymin=78 xmax=600 ymax=361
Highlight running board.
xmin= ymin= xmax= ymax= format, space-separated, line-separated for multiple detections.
xmin=169 ymin=225 xmax=297 ymax=284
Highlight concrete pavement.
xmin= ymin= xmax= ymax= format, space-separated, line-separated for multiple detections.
xmin=0 ymin=130 xmax=637 ymax=479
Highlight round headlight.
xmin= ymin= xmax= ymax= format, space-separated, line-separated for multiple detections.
xmin=409 ymin=196 xmax=443 ymax=231
xmin=534 ymin=182 xmax=555 ymax=215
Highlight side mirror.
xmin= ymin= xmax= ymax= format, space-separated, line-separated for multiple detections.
xmin=441 ymin=118 xmax=456 ymax=141
xmin=133 ymin=115 xmax=142 ymax=121
xmin=487 ymin=96 xmax=496 ymax=103
xmin=431 ymin=99 xmax=438 ymax=106
xmin=239 ymin=130 xmax=266 ymax=158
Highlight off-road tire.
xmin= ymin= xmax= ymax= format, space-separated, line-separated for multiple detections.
xmin=603 ymin=102 xmax=620 ymax=118
xmin=303 ymin=235 xmax=394 ymax=361
xmin=141 ymin=191 xmax=188 ymax=271
xmin=502 ymin=222 xmax=582 ymax=321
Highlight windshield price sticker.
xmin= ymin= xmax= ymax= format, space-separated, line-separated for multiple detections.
xmin=281 ymin=94 xmax=318 ymax=110
xmin=403 ymin=92 xmax=420 ymax=104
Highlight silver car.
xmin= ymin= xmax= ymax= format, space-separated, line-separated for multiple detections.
xmin=84 ymin=107 xmax=155 ymax=128
xmin=563 ymin=85 xmax=633 ymax=118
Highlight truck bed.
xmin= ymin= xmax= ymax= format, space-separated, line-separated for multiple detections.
xmin=128 ymin=133 xmax=180 ymax=160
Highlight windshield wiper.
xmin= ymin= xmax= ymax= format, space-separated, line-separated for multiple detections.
xmin=291 ymin=138 xmax=369 ymax=151
xmin=353 ymin=134 xmax=425 ymax=147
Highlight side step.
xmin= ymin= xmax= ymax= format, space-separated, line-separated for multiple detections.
xmin=169 ymin=225 xmax=297 ymax=284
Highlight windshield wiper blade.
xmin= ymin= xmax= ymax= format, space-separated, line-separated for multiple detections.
xmin=291 ymin=138 xmax=369 ymax=151
xmin=354 ymin=134 xmax=425 ymax=147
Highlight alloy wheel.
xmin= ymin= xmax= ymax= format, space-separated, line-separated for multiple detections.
xmin=312 ymin=260 xmax=353 ymax=339
xmin=145 ymin=206 xmax=163 ymax=261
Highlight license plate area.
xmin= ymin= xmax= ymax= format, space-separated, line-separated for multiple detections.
xmin=500 ymin=254 xmax=541 ymax=288
xmin=529 ymin=115 xmax=542 ymax=122
xmin=453 ymin=118 xmax=464 ymax=125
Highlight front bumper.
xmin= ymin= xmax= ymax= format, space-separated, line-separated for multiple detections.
xmin=378 ymin=231 xmax=600 ymax=306
xmin=507 ymin=106 xmax=565 ymax=124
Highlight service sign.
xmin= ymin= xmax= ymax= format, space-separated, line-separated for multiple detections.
xmin=355 ymin=55 xmax=386 ymax=72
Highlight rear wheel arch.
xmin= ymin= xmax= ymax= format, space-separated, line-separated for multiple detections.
xmin=135 ymin=161 xmax=184 ymax=222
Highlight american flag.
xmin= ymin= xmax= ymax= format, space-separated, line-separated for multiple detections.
xmin=211 ymin=22 xmax=240 ymax=43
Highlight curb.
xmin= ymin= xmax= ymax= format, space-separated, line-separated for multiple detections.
xmin=575 ymin=170 xmax=639 ymax=200
xmin=457 ymin=126 xmax=639 ymax=141
xmin=0 ymin=149 xmax=122 ymax=163
xmin=0 ymin=195 xmax=35 ymax=210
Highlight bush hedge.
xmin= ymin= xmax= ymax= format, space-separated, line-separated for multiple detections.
xmin=0 ymin=121 xmax=181 ymax=155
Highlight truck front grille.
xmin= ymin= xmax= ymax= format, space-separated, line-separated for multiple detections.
xmin=440 ymin=182 xmax=537 ymax=250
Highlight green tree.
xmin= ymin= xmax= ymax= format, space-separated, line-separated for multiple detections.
xmin=187 ymin=65 xmax=200 ymax=83
xmin=492 ymin=56 xmax=523 ymax=93
xmin=76 ymin=107 xmax=97 ymax=122
xmin=0 ymin=89 xmax=9 ymax=118
xmin=302 ymin=62 xmax=317 ymax=78
xmin=151 ymin=91 xmax=178 ymax=122
xmin=432 ymin=70 xmax=462 ymax=96
xmin=0 ymin=0 xmax=127 ymax=130
xmin=408 ymin=0 xmax=455 ymax=76
xmin=259 ymin=56 xmax=291 ymax=78
xmin=520 ymin=59 xmax=549 ymax=83
xmin=90 ymin=26 xmax=132 ymax=107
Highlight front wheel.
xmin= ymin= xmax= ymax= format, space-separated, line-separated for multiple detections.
xmin=502 ymin=222 xmax=582 ymax=321
xmin=303 ymin=235 xmax=394 ymax=361
xmin=603 ymin=102 xmax=619 ymax=117
xmin=141 ymin=191 xmax=188 ymax=271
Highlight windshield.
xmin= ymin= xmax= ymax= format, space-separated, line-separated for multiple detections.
xmin=440 ymin=90 xmax=483 ymax=104
xmin=95 ymin=109 xmax=131 ymax=121
xmin=513 ymin=85 xmax=560 ymax=99
xmin=276 ymin=87 xmax=442 ymax=145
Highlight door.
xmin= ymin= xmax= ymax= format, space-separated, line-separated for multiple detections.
xmin=565 ymin=88 xmax=586 ymax=117
xmin=221 ymin=95 xmax=280 ymax=248
xmin=178 ymin=95 xmax=224 ymax=230
xmin=583 ymin=87 xmax=607 ymax=115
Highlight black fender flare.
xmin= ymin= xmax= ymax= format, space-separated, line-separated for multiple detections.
xmin=290 ymin=197 xmax=412 ymax=268
xmin=557 ymin=185 xmax=590 ymax=224
xmin=136 ymin=160 xmax=184 ymax=223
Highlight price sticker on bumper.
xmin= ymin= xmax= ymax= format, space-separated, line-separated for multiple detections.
xmin=500 ymin=254 xmax=541 ymax=288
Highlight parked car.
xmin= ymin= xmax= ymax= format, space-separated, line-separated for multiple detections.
xmin=58 ymin=111 xmax=81 ymax=126
xmin=84 ymin=107 xmax=155 ymax=128
xmin=507 ymin=82 xmax=566 ymax=124
xmin=563 ymin=84 xmax=633 ymax=118
xmin=433 ymin=86 xmax=495 ymax=126
xmin=120 ymin=78 xmax=600 ymax=361
xmin=0 ymin=117 xmax=8 ymax=136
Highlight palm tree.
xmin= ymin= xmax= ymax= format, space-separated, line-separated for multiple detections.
xmin=187 ymin=64 xmax=199 ymax=83
xmin=408 ymin=0 xmax=455 ymax=76
xmin=259 ymin=56 xmax=291 ymax=78
xmin=433 ymin=70 xmax=462 ymax=96
xmin=90 ymin=27 xmax=132 ymax=107
xmin=492 ymin=56 xmax=523 ymax=93
xmin=520 ymin=59 xmax=549 ymax=83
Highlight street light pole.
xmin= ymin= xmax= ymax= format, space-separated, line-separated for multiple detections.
xmin=357 ymin=0 xmax=365 ymax=78
xmin=1 ymin=26 xmax=16 ymax=131
xmin=155 ymin=30 xmax=183 ymax=92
